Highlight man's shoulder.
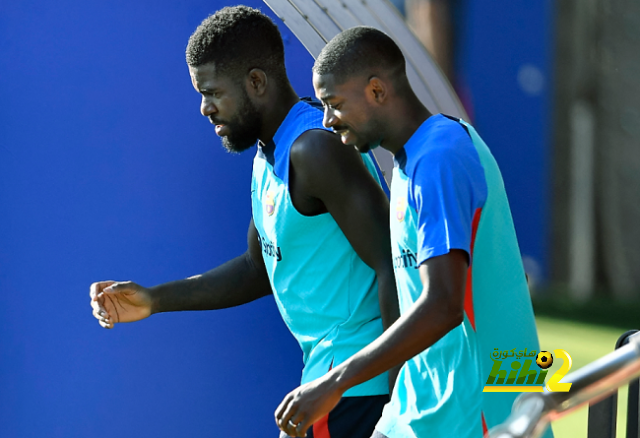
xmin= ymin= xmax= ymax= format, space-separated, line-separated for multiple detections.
xmin=409 ymin=116 xmax=477 ymax=167
xmin=403 ymin=117 xmax=487 ymax=198
xmin=289 ymin=129 xmax=374 ymax=201
xmin=290 ymin=129 xmax=352 ymax=167
xmin=421 ymin=114 xmax=471 ymax=147
xmin=284 ymin=99 xmax=325 ymax=131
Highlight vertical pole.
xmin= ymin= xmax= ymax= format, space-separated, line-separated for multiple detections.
xmin=587 ymin=330 xmax=639 ymax=438
xmin=587 ymin=395 xmax=617 ymax=438
xmin=626 ymin=370 xmax=639 ymax=438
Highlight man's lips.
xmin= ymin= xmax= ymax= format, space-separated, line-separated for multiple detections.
xmin=334 ymin=129 xmax=354 ymax=145
xmin=209 ymin=118 xmax=228 ymax=135
xmin=215 ymin=124 xmax=228 ymax=136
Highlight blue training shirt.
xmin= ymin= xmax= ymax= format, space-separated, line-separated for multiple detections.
xmin=376 ymin=114 xmax=547 ymax=437
xmin=250 ymin=100 xmax=388 ymax=397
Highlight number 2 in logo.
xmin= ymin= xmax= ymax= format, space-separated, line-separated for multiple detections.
xmin=545 ymin=349 xmax=573 ymax=392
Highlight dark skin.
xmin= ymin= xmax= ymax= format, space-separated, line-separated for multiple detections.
xmin=89 ymin=62 xmax=400 ymax=393
xmin=273 ymin=70 xmax=470 ymax=437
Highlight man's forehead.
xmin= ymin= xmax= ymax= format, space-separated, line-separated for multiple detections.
xmin=313 ymin=72 xmax=366 ymax=96
xmin=190 ymin=63 xmax=218 ymax=78
xmin=190 ymin=63 xmax=235 ymax=86
xmin=189 ymin=63 xmax=237 ymax=89
xmin=313 ymin=72 xmax=336 ymax=89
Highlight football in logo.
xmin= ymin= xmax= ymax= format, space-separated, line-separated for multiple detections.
xmin=396 ymin=197 xmax=407 ymax=222
xmin=536 ymin=351 xmax=553 ymax=369
xmin=265 ymin=190 xmax=275 ymax=216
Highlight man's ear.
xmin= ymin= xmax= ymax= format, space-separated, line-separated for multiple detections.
xmin=367 ymin=76 xmax=388 ymax=103
xmin=247 ymin=68 xmax=268 ymax=96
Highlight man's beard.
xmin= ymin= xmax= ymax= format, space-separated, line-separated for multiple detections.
xmin=219 ymin=90 xmax=263 ymax=153
xmin=355 ymin=141 xmax=373 ymax=154
xmin=347 ymin=130 xmax=381 ymax=154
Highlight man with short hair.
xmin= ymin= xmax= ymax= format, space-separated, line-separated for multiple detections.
xmin=90 ymin=10 xmax=399 ymax=438
xmin=275 ymin=26 xmax=548 ymax=438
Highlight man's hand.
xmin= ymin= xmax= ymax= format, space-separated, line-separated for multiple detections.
xmin=90 ymin=281 xmax=153 ymax=329
xmin=275 ymin=376 xmax=344 ymax=438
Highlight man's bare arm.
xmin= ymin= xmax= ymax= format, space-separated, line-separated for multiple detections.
xmin=275 ymin=249 xmax=468 ymax=437
xmin=90 ymin=220 xmax=273 ymax=328
xmin=290 ymin=129 xmax=401 ymax=385
xmin=150 ymin=220 xmax=272 ymax=313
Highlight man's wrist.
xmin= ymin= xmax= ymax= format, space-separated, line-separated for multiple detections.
xmin=148 ymin=284 xmax=164 ymax=315
xmin=325 ymin=365 xmax=353 ymax=395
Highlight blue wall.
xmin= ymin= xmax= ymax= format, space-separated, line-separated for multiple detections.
xmin=0 ymin=1 xmax=315 ymax=436
xmin=0 ymin=1 xmax=553 ymax=436
xmin=455 ymin=0 xmax=554 ymax=283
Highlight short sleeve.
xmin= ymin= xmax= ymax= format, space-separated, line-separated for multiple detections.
xmin=409 ymin=144 xmax=486 ymax=266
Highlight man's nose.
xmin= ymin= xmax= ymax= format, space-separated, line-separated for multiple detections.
xmin=201 ymin=97 xmax=216 ymax=117
xmin=323 ymin=108 xmax=337 ymax=128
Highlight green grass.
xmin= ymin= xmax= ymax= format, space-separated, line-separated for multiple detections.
xmin=533 ymin=297 xmax=640 ymax=331
xmin=535 ymin=315 xmax=637 ymax=438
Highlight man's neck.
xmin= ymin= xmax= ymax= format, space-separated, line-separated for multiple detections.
xmin=381 ymin=102 xmax=432 ymax=156
xmin=258 ymin=84 xmax=300 ymax=144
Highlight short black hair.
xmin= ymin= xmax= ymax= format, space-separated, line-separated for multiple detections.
xmin=313 ymin=26 xmax=406 ymax=85
xmin=186 ymin=6 xmax=287 ymax=83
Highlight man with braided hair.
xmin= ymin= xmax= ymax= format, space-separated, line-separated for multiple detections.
xmin=90 ymin=9 xmax=399 ymax=438
xmin=275 ymin=26 xmax=548 ymax=438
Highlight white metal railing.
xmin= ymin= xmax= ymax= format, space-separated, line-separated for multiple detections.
xmin=488 ymin=331 xmax=640 ymax=438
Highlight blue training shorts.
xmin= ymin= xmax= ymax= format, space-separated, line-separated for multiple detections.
xmin=279 ymin=395 xmax=388 ymax=438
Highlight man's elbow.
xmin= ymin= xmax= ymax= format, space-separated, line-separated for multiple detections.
xmin=435 ymin=296 xmax=465 ymax=334
xmin=446 ymin=307 xmax=464 ymax=331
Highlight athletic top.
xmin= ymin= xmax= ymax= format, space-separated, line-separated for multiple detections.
xmin=251 ymin=100 xmax=388 ymax=397
xmin=376 ymin=114 xmax=547 ymax=437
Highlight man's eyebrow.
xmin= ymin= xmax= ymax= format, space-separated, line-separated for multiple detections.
xmin=319 ymin=94 xmax=336 ymax=102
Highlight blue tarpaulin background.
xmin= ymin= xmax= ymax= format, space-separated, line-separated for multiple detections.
xmin=0 ymin=1 xmax=552 ymax=436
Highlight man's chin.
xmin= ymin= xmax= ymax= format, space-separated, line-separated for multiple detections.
xmin=221 ymin=136 xmax=257 ymax=154
xmin=339 ymin=135 xmax=368 ymax=153
xmin=354 ymin=142 xmax=376 ymax=154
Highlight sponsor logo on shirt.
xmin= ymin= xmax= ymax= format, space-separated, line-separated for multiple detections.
xmin=483 ymin=348 xmax=572 ymax=393
xmin=265 ymin=190 xmax=275 ymax=216
xmin=396 ymin=197 xmax=407 ymax=222
xmin=257 ymin=231 xmax=282 ymax=261
xmin=394 ymin=248 xmax=417 ymax=269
